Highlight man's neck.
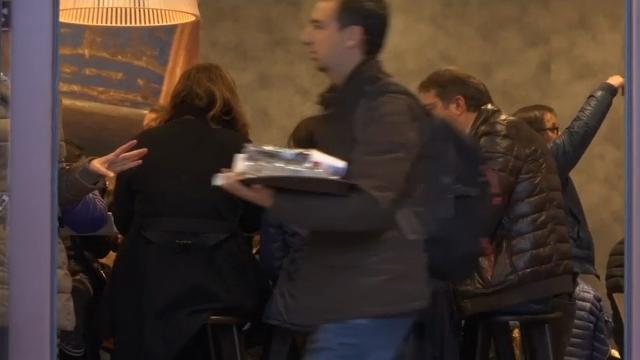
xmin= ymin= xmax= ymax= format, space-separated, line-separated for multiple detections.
xmin=460 ymin=112 xmax=478 ymax=133
xmin=328 ymin=54 xmax=366 ymax=86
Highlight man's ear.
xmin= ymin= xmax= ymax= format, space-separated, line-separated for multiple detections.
xmin=452 ymin=96 xmax=468 ymax=115
xmin=343 ymin=25 xmax=364 ymax=50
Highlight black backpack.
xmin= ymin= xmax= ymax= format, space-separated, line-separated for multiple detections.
xmin=393 ymin=98 xmax=497 ymax=283
xmin=422 ymin=118 xmax=497 ymax=282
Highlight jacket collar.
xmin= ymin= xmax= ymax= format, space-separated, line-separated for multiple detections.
xmin=170 ymin=102 xmax=212 ymax=121
xmin=318 ymin=57 xmax=389 ymax=110
xmin=469 ymin=103 xmax=504 ymax=135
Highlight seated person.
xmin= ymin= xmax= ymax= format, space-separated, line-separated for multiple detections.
xmin=109 ymin=63 xmax=266 ymax=360
xmin=418 ymin=69 xmax=575 ymax=359
xmin=514 ymin=75 xmax=624 ymax=360
xmin=606 ymin=238 xmax=624 ymax=357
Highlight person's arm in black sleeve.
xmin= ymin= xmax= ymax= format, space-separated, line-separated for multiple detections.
xmin=238 ymin=200 xmax=264 ymax=234
xmin=59 ymin=138 xmax=147 ymax=209
xmin=58 ymin=160 xmax=104 ymax=208
xmin=111 ymin=167 xmax=136 ymax=236
xmin=551 ymin=76 xmax=622 ymax=177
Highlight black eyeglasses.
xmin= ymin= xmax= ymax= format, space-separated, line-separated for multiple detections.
xmin=536 ymin=126 xmax=559 ymax=135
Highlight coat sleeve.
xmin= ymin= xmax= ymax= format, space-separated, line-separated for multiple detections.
xmin=550 ymin=83 xmax=618 ymax=177
xmin=238 ymin=201 xmax=264 ymax=234
xmin=60 ymin=191 xmax=108 ymax=233
xmin=58 ymin=159 xmax=104 ymax=208
xmin=111 ymin=166 xmax=136 ymax=236
xmin=268 ymin=94 xmax=420 ymax=232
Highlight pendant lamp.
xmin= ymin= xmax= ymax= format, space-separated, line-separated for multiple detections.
xmin=59 ymin=0 xmax=200 ymax=27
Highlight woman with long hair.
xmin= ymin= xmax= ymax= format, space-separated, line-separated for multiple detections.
xmin=108 ymin=63 xmax=266 ymax=360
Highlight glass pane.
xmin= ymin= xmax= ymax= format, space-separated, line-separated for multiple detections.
xmin=40 ymin=0 xmax=631 ymax=359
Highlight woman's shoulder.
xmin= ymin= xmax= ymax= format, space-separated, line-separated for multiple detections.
xmin=135 ymin=116 xmax=250 ymax=150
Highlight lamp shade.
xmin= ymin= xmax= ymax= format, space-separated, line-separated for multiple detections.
xmin=59 ymin=0 xmax=200 ymax=27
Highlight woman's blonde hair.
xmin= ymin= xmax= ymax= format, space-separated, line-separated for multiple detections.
xmin=152 ymin=63 xmax=249 ymax=137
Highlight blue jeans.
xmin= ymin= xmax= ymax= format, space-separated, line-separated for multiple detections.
xmin=304 ymin=315 xmax=415 ymax=360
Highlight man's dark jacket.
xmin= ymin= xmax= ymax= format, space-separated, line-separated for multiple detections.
xmin=264 ymin=59 xmax=431 ymax=328
xmin=456 ymin=105 xmax=574 ymax=316
xmin=547 ymin=83 xmax=619 ymax=276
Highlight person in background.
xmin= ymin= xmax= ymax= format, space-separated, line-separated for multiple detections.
xmin=513 ymin=75 xmax=624 ymax=359
xmin=258 ymin=116 xmax=317 ymax=286
xmin=109 ymin=63 xmax=266 ymax=360
xmin=0 ymin=20 xmax=147 ymax=360
xmin=606 ymin=238 xmax=624 ymax=358
xmin=513 ymin=75 xmax=623 ymax=279
xmin=418 ymin=68 xmax=575 ymax=359
xmin=256 ymin=117 xmax=318 ymax=360
xmin=57 ymin=140 xmax=119 ymax=360
xmin=0 ymin=137 xmax=147 ymax=360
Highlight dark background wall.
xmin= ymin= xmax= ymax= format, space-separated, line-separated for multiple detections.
xmin=199 ymin=0 xmax=625 ymax=275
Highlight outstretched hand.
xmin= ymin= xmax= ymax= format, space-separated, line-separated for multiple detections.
xmin=606 ymin=75 xmax=625 ymax=95
xmin=88 ymin=140 xmax=148 ymax=178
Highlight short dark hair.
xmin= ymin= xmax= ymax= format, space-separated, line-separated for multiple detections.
xmin=418 ymin=68 xmax=494 ymax=112
xmin=288 ymin=115 xmax=320 ymax=148
xmin=334 ymin=0 xmax=389 ymax=57
xmin=513 ymin=104 xmax=557 ymax=132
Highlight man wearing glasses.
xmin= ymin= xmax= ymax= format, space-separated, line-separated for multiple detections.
xmin=514 ymin=74 xmax=624 ymax=279
xmin=514 ymin=75 xmax=624 ymax=358
xmin=418 ymin=68 xmax=576 ymax=359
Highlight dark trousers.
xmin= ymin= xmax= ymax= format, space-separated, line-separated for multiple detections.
xmin=175 ymin=326 xmax=211 ymax=360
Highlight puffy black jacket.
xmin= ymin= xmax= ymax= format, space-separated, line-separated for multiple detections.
xmin=456 ymin=105 xmax=574 ymax=316
xmin=605 ymin=238 xmax=625 ymax=354
xmin=606 ymin=238 xmax=624 ymax=294
xmin=564 ymin=278 xmax=611 ymax=360
xmin=548 ymin=83 xmax=619 ymax=276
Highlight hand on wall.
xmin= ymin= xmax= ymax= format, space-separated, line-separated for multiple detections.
xmin=606 ymin=75 xmax=625 ymax=94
